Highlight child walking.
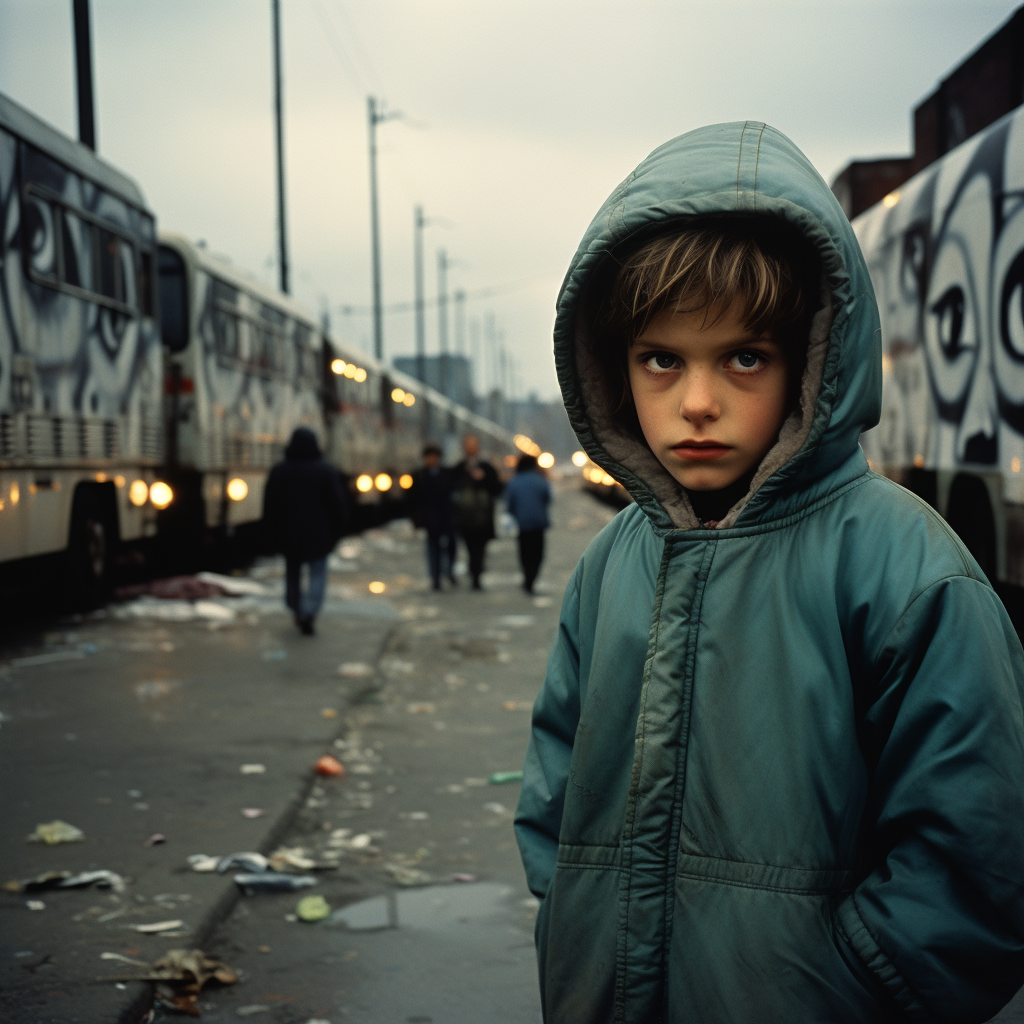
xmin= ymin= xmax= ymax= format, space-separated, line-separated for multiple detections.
xmin=514 ymin=121 xmax=1024 ymax=1023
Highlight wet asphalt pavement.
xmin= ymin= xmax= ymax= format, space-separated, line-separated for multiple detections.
xmin=2 ymin=480 xmax=1023 ymax=1023
xmin=0 ymin=481 xmax=609 ymax=1022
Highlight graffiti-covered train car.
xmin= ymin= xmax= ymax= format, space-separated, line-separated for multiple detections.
xmin=857 ymin=103 xmax=1024 ymax=585
xmin=0 ymin=90 xmax=163 ymax=600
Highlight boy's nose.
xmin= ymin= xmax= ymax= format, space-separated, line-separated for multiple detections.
xmin=678 ymin=373 xmax=720 ymax=424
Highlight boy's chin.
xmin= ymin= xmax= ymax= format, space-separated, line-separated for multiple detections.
xmin=663 ymin=464 xmax=748 ymax=493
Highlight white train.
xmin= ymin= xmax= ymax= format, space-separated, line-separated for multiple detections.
xmin=0 ymin=90 xmax=514 ymax=602
xmin=857 ymin=103 xmax=1024 ymax=586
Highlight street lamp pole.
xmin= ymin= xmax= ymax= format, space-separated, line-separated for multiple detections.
xmin=414 ymin=205 xmax=426 ymax=385
xmin=367 ymin=96 xmax=400 ymax=364
xmin=72 ymin=0 xmax=96 ymax=151
xmin=437 ymin=248 xmax=449 ymax=398
xmin=272 ymin=0 xmax=289 ymax=294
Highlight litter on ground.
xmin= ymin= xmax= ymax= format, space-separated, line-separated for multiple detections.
xmin=26 ymin=820 xmax=84 ymax=844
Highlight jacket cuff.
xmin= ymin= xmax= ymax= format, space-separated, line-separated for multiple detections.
xmin=836 ymin=896 xmax=928 ymax=1020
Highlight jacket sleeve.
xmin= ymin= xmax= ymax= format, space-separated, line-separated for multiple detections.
xmin=514 ymin=564 xmax=583 ymax=899
xmin=837 ymin=575 xmax=1024 ymax=1023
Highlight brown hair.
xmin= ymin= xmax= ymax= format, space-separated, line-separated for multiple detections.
xmin=596 ymin=217 xmax=818 ymax=424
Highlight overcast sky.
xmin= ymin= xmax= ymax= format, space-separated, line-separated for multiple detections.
xmin=0 ymin=0 xmax=1018 ymax=399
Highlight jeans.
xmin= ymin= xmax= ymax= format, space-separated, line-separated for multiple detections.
xmin=518 ymin=529 xmax=545 ymax=592
xmin=285 ymin=556 xmax=327 ymax=619
xmin=425 ymin=529 xmax=457 ymax=587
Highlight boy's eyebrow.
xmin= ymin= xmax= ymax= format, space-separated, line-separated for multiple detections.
xmin=630 ymin=330 xmax=777 ymax=348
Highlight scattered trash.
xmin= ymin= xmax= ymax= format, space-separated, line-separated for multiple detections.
xmin=26 ymin=900 xmax=45 ymax=911
xmin=464 ymin=777 xmax=488 ymax=787
xmin=498 ymin=614 xmax=535 ymax=627
xmin=383 ymin=863 xmax=432 ymax=887
xmin=234 ymin=872 xmax=316 ymax=894
xmin=27 ymin=820 xmax=84 ymax=844
xmin=144 ymin=833 xmax=166 ymax=847
xmin=100 ymin=948 xmax=239 ymax=1017
xmin=236 ymin=1008 xmax=271 ymax=1017
xmin=327 ymin=830 xmax=372 ymax=851
xmin=488 ymin=771 xmax=524 ymax=785
xmin=261 ymin=650 xmax=288 ymax=661
xmin=216 ymin=852 xmax=267 ymax=874
xmin=269 ymin=847 xmax=316 ymax=871
xmin=407 ymin=811 xmax=428 ymax=821
xmin=195 ymin=571 xmax=267 ymax=597
xmin=128 ymin=790 xmax=143 ymax=799
xmin=483 ymin=802 xmax=507 ymax=815
xmin=241 ymin=808 xmax=265 ymax=818
xmin=296 ymin=895 xmax=331 ymax=922
xmin=452 ymin=873 xmax=477 ymax=883
xmin=321 ymin=708 xmax=338 ymax=718
xmin=337 ymin=662 xmax=373 ymax=678
xmin=407 ymin=702 xmax=435 ymax=714
xmin=134 ymin=920 xmax=186 ymax=933
xmin=532 ymin=596 xmax=554 ymax=608
xmin=240 ymin=764 xmax=266 ymax=774
xmin=116 ymin=575 xmax=233 ymax=601
xmin=4 ymin=870 xmax=71 ymax=893
xmin=186 ymin=855 xmax=219 ymax=873
xmin=59 ymin=870 xmax=126 ymax=892
xmin=314 ymin=755 xmax=344 ymax=777
xmin=501 ymin=701 xmax=531 ymax=711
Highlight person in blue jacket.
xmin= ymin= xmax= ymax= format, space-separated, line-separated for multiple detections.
xmin=513 ymin=121 xmax=1024 ymax=1023
xmin=504 ymin=453 xmax=552 ymax=594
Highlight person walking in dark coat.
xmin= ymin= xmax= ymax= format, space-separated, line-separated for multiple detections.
xmin=409 ymin=442 xmax=457 ymax=591
xmin=451 ymin=433 xmax=503 ymax=590
xmin=263 ymin=427 xmax=348 ymax=635
xmin=504 ymin=453 xmax=552 ymax=594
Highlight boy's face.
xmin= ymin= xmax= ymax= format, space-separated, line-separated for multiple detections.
xmin=628 ymin=306 xmax=790 ymax=492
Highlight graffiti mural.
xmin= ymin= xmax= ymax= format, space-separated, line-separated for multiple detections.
xmin=858 ymin=106 xmax=1024 ymax=488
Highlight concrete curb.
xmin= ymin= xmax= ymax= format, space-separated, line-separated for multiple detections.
xmin=114 ymin=623 xmax=401 ymax=1023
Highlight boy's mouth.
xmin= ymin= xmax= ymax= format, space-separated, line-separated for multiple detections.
xmin=671 ymin=440 xmax=731 ymax=461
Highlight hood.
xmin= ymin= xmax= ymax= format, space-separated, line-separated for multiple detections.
xmin=285 ymin=427 xmax=322 ymax=461
xmin=556 ymin=121 xmax=881 ymax=531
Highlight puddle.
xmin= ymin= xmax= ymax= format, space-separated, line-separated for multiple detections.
xmin=329 ymin=882 xmax=514 ymax=932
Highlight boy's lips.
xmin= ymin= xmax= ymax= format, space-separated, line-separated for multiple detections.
xmin=671 ymin=440 xmax=732 ymax=461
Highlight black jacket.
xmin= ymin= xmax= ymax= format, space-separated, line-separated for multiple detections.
xmin=409 ymin=466 xmax=455 ymax=533
xmin=263 ymin=428 xmax=348 ymax=561
xmin=451 ymin=458 xmax=503 ymax=538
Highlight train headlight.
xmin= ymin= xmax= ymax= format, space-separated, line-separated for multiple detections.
xmin=149 ymin=481 xmax=174 ymax=509
xmin=226 ymin=477 xmax=249 ymax=501
xmin=368 ymin=581 xmax=386 ymax=594
xmin=600 ymin=472 xmax=616 ymax=487
xmin=355 ymin=474 xmax=374 ymax=493
xmin=538 ymin=452 xmax=555 ymax=469
xmin=374 ymin=473 xmax=393 ymax=492
xmin=402 ymin=393 xmax=415 ymax=407
xmin=354 ymin=368 xmax=367 ymax=382
xmin=399 ymin=474 xmax=414 ymax=489
xmin=343 ymin=363 xmax=356 ymax=378
xmin=571 ymin=450 xmax=588 ymax=468
xmin=331 ymin=359 xmax=346 ymax=375
xmin=391 ymin=388 xmax=406 ymax=403
xmin=129 ymin=479 xmax=149 ymax=506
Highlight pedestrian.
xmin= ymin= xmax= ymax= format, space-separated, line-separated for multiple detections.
xmin=504 ymin=453 xmax=551 ymax=594
xmin=262 ymin=427 xmax=348 ymax=635
xmin=408 ymin=442 xmax=457 ymax=591
xmin=451 ymin=433 xmax=503 ymax=590
xmin=514 ymin=122 xmax=1024 ymax=1022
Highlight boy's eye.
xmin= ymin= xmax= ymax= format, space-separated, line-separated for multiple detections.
xmin=643 ymin=352 xmax=679 ymax=372
xmin=729 ymin=351 xmax=764 ymax=372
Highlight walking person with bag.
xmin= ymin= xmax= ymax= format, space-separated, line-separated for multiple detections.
xmin=263 ymin=427 xmax=348 ymax=635
xmin=451 ymin=433 xmax=503 ymax=590
xmin=504 ymin=453 xmax=551 ymax=594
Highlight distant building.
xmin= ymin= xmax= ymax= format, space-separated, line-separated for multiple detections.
xmin=831 ymin=5 xmax=1023 ymax=219
xmin=393 ymin=354 xmax=475 ymax=409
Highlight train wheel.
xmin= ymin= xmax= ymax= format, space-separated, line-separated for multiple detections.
xmin=69 ymin=486 xmax=116 ymax=608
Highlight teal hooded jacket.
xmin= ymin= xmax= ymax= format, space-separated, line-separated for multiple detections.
xmin=514 ymin=122 xmax=1024 ymax=1023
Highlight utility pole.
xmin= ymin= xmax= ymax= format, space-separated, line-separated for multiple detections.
xmin=414 ymin=206 xmax=426 ymax=385
xmin=469 ymin=316 xmax=481 ymax=412
xmin=72 ymin=0 xmax=96 ymax=151
xmin=272 ymin=0 xmax=289 ymax=294
xmin=437 ymin=248 xmax=449 ymax=398
xmin=453 ymin=289 xmax=466 ymax=354
xmin=367 ymin=96 xmax=400 ymax=363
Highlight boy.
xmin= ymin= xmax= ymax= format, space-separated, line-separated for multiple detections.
xmin=514 ymin=122 xmax=1024 ymax=1023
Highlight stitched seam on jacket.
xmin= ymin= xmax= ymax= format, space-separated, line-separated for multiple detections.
xmin=556 ymin=862 xmax=623 ymax=871
xmin=614 ymin=538 xmax=673 ymax=1024
xmin=751 ymin=123 xmax=766 ymax=210
xmin=676 ymin=871 xmax=854 ymax=896
xmin=661 ymin=540 xmax=716 ymax=991
xmin=736 ymin=121 xmax=748 ymax=205
xmin=676 ymin=851 xmax=857 ymax=878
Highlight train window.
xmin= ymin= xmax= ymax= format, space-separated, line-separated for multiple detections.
xmin=24 ymin=193 xmax=59 ymax=282
xmin=212 ymin=278 xmax=238 ymax=307
xmin=138 ymin=250 xmax=155 ymax=318
xmin=61 ymin=212 xmax=92 ymax=290
xmin=213 ymin=307 xmax=240 ymax=361
xmin=158 ymin=245 xmax=189 ymax=351
xmin=97 ymin=228 xmax=122 ymax=301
